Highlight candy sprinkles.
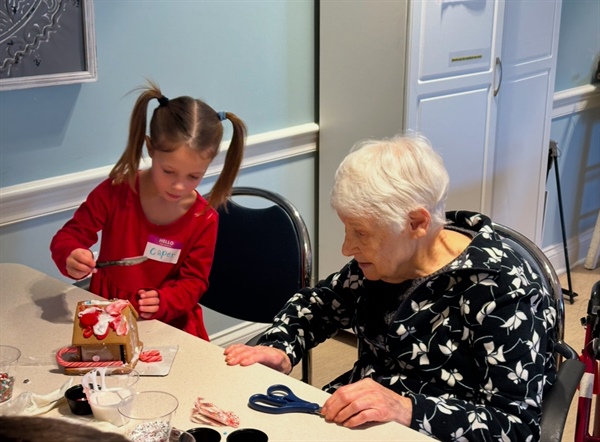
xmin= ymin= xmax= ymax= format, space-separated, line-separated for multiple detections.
xmin=0 ymin=372 xmax=15 ymax=402
xmin=128 ymin=420 xmax=171 ymax=442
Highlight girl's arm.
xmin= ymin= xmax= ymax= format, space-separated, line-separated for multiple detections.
xmin=50 ymin=179 xmax=112 ymax=279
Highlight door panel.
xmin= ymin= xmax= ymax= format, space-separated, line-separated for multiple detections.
xmin=417 ymin=87 xmax=490 ymax=212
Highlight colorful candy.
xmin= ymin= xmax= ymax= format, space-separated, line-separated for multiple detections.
xmin=0 ymin=372 xmax=15 ymax=403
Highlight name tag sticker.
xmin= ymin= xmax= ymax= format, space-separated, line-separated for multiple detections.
xmin=144 ymin=235 xmax=182 ymax=264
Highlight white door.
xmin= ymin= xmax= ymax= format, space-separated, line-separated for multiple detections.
xmin=405 ymin=0 xmax=506 ymax=214
xmin=491 ymin=0 xmax=563 ymax=244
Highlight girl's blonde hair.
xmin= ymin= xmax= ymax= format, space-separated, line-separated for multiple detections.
xmin=110 ymin=81 xmax=246 ymax=209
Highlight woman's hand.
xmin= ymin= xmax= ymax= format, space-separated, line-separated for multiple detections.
xmin=137 ymin=289 xmax=160 ymax=319
xmin=223 ymin=344 xmax=292 ymax=375
xmin=321 ymin=378 xmax=413 ymax=428
xmin=66 ymin=248 xmax=96 ymax=280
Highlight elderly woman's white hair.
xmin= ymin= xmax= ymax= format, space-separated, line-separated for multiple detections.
xmin=330 ymin=133 xmax=450 ymax=232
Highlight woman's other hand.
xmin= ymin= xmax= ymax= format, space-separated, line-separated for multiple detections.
xmin=321 ymin=378 xmax=413 ymax=428
xmin=223 ymin=344 xmax=292 ymax=375
xmin=66 ymin=248 xmax=96 ymax=280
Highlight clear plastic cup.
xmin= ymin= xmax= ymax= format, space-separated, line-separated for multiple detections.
xmin=117 ymin=391 xmax=178 ymax=442
xmin=0 ymin=345 xmax=20 ymax=403
xmin=88 ymin=368 xmax=140 ymax=426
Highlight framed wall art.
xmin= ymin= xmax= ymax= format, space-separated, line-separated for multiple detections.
xmin=0 ymin=0 xmax=97 ymax=91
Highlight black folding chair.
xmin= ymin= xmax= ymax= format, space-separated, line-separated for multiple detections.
xmin=493 ymin=222 xmax=585 ymax=442
xmin=201 ymin=187 xmax=313 ymax=384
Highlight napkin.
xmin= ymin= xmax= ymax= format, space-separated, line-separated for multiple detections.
xmin=0 ymin=378 xmax=74 ymax=416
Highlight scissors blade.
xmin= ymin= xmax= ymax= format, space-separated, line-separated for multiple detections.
xmin=96 ymin=256 xmax=148 ymax=268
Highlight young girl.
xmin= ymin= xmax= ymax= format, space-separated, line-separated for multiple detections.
xmin=50 ymin=82 xmax=246 ymax=340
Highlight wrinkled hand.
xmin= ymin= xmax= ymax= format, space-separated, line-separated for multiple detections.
xmin=223 ymin=344 xmax=292 ymax=375
xmin=321 ymin=378 xmax=412 ymax=428
xmin=66 ymin=248 xmax=96 ymax=280
xmin=138 ymin=289 xmax=160 ymax=319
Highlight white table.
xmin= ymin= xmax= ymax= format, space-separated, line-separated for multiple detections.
xmin=0 ymin=263 xmax=433 ymax=441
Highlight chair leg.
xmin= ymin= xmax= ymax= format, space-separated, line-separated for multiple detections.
xmin=302 ymin=349 xmax=312 ymax=385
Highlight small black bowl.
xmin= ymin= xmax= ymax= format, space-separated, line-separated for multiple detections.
xmin=227 ymin=429 xmax=268 ymax=442
xmin=64 ymin=384 xmax=92 ymax=415
xmin=186 ymin=427 xmax=221 ymax=442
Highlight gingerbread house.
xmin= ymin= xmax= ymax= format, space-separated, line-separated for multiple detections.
xmin=69 ymin=299 xmax=143 ymax=373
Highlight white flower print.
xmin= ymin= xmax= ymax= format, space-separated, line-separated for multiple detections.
xmin=481 ymin=378 xmax=499 ymax=401
xmin=482 ymin=247 xmax=504 ymax=263
xmin=395 ymin=323 xmax=416 ymax=339
xmin=427 ymin=396 xmax=461 ymax=415
xmin=445 ymin=276 xmax=461 ymax=291
xmin=411 ymin=299 xmax=434 ymax=313
xmin=411 ymin=342 xmax=430 ymax=365
xmin=501 ymin=310 xmax=528 ymax=330
xmin=476 ymin=301 xmax=497 ymax=324
xmin=484 ymin=341 xmax=506 ymax=365
xmin=470 ymin=273 xmax=498 ymax=287
xmin=467 ymin=410 xmax=489 ymax=430
xmin=431 ymin=307 xmax=450 ymax=331
xmin=419 ymin=415 xmax=433 ymax=436
xmin=460 ymin=296 xmax=470 ymax=315
xmin=343 ymin=273 xmax=361 ymax=289
xmin=528 ymin=330 xmax=541 ymax=361
xmin=308 ymin=291 xmax=324 ymax=305
xmin=507 ymin=360 xmax=529 ymax=383
xmin=480 ymin=224 xmax=494 ymax=239
xmin=439 ymin=339 xmax=458 ymax=356
xmin=508 ymin=265 xmax=531 ymax=288
xmin=294 ymin=304 xmax=313 ymax=320
xmin=441 ymin=368 xmax=463 ymax=387
xmin=450 ymin=428 xmax=469 ymax=442
xmin=466 ymin=214 xmax=482 ymax=227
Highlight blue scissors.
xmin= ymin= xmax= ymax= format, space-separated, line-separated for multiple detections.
xmin=248 ymin=384 xmax=322 ymax=415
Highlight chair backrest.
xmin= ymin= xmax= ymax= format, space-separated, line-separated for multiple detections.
xmin=492 ymin=222 xmax=584 ymax=442
xmin=492 ymin=222 xmax=565 ymax=342
xmin=200 ymin=187 xmax=313 ymax=324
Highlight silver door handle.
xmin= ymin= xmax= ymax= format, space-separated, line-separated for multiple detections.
xmin=493 ymin=57 xmax=503 ymax=97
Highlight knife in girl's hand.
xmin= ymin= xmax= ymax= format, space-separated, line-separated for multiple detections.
xmin=95 ymin=256 xmax=148 ymax=268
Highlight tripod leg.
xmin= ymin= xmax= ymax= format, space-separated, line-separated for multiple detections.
xmin=552 ymin=144 xmax=578 ymax=303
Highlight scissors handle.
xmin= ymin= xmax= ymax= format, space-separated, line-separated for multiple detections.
xmin=248 ymin=384 xmax=321 ymax=415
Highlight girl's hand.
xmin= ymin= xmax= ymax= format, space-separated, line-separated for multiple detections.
xmin=138 ymin=289 xmax=160 ymax=319
xmin=223 ymin=344 xmax=292 ymax=375
xmin=321 ymin=378 xmax=413 ymax=428
xmin=66 ymin=248 xmax=96 ymax=280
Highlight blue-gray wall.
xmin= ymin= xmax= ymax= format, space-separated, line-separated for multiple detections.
xmin=0 ymin=1 xmax=315 ymax=335
xmin=0 ymin=1 xmax=314 ymax=186
xmin=543 ymin=0 xmax=600 ymax=266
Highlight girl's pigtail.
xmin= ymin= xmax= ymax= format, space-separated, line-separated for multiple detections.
xmin=110 ymin=83 xmax=162 ymax=190
xmin=207 ymin=113 xmax=246 ymax=209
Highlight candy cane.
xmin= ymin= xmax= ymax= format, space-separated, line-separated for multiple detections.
xmin=56 ymin=346 xmax=123 ymax=368
xmin=192 ymin=397 xmax=240 ymax=428
xmin=139 ymin=350 xmax=162 ymax=363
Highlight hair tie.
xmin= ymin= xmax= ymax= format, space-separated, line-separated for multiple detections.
xmin=157 ymin=95 xmax=169 ymax=107
xmin=217 ymin=111 xmax=227 ymax=122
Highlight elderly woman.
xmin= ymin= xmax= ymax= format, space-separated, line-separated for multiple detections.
xmin=224 ymin=134 xmax=557 ymax=441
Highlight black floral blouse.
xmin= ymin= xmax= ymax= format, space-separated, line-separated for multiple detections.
xmin=257 ymin=211 xmax=558 ymax=441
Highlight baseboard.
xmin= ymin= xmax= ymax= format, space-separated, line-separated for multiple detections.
xmin=0 ymin=123 xmax=318 ymax=227
xmin=543 ymin=227 xmax=594 ymax=275
xmin=209 ymin=322 xmax=269 ymax=348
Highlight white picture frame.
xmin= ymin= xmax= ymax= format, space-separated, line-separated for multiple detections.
xmin=0 ymin=0 xmax=97 ymax=91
